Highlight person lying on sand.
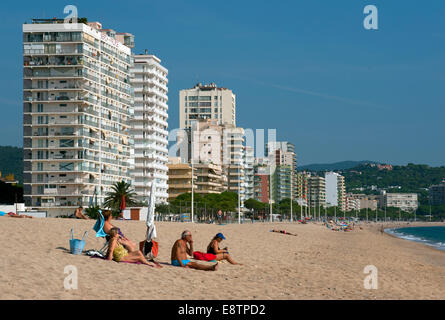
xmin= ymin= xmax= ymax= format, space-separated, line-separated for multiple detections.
xmin=171 ymin=230 xmax=218 ymax=271
xmin=107 ymin=228 xmax=159 ymax=267
xmin=270 ymin=229 xmax=297 ymax=236
xmin=102 ymin=210 xmax=137 ymax=252
xmin=207 ymin=233 xmax=242 ymax=265
xmin=5 ymin=212 xmax=33 ymax=218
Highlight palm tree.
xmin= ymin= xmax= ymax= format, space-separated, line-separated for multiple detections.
xmin=103 ymin=180 xmax=138 ymax=211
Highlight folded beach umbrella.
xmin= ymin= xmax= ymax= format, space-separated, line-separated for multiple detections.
xmin=145 ymin=181 xmax=157 ymax=241
xmin=120 ymin=195 xmax=126 ymax=211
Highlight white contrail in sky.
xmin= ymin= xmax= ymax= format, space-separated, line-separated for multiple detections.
xmin=267 ymin=83 xmax=384 ymax=109
xmin=225 ymin=74 xmax=385 ymax=110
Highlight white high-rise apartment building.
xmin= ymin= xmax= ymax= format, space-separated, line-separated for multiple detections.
xmin=223 ymin=126 xmax=246 ymax=206
xmin=130 ymin=53 xmax=169 ymax=204
xmin=23 ymin=19 xmax=134 ymax=216
xmin=244 ymin=146 xmax=255 ymax=200
xmin=179 ymin=82 xmax=236 ymax=129
xmin=325 ymin=172 xmax=346 ymax=211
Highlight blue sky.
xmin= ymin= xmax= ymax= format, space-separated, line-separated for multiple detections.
xmin=1 ymin=0 xmax=444 ymax=166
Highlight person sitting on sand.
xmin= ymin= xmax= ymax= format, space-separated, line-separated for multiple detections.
xmin=106 ymin=228 xmax=159 ymax=267
xmin=171 ymin=230 xmax=218 ymax=271
xmin=102 ymin=210 xmax=137 ymax=252
xmin=207 ymin=233 xmax=242 ymax=265
xmin=74 ymin=206 xmax=90 ymax=220
xmin=271 ymin=229 xmax=297 ymax=236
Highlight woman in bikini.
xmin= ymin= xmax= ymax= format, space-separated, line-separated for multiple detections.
xmin=102 ymin=210 xmax=137 ymax=252
xmin=106 ymin=228 xmax=157 ymax=267
xmin=206 ymin=233 xmax=242 ymax=265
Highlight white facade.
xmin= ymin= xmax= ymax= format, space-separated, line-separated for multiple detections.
xmin=179 ymin=83 xmax=236 ymax=129
xmin=23 ymin=20 xmax=134 ymax=216
xmin=384 ymin=193 xmax=418 ymax=212
xmin=244 ymin=146 xmax=254 ymax=200
xmin=130 ymin=54 xmax=169 ymax=203
xmin=325 ymin=172 xmax=345 ymax=210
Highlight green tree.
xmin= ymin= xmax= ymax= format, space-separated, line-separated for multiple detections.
xmin=103 ymin=181 xmax=138 ymax=213
xmin=85 ymin=205 xmax=101 ymax=219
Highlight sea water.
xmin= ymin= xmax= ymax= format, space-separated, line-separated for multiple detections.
xmin=385 ymin=226 xmax=445 ymax=251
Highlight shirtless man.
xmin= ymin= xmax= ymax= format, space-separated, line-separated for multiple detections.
xmin=74 ymin=206 xmax=90 ymax=219
xmin=171 ymin=230 xmax=218 ymax=271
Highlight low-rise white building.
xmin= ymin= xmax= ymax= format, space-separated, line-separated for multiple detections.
xmin=382 ymin=192 xmax=418 ymax=212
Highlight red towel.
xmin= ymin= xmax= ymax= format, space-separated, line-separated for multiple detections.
xmin=193 ymin=251 xmax=216 ymax=261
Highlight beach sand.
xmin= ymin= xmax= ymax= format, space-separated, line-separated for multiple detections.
xmin=1 ymin=217 xmax=445 ymax=300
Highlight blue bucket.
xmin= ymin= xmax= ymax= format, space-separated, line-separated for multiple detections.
xmin=70 ymin=228 xmax=88 ymax=255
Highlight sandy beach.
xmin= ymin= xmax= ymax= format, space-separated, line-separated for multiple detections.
xmin=1 ymin=217 xmax=445 ymax=300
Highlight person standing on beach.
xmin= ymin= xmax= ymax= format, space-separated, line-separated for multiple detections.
xmin=171 ymin=230 xmax=218 ymax=271
xmin=217 ymin=210 xmax=223 ymax=224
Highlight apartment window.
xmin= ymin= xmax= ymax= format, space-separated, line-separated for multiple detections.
xmin=59 ymin=163 xmax=74 ymax=171
xmin=199 ymin=102 xmax=211 ymax=107
xmin=60 ymin=139 xmax=74 ymax=148
xmin=26 ymin=33 xmax=43 ymax=42
xmin=188 ymin=96 xmax=198 ymax=101
xmin=37 ymin=104 xmax=43 ymax=112
xmin=199 ymin=96 xmax=211 ymax=101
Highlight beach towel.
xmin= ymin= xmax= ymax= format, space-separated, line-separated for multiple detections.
xmin=193 ymin=251 xmax=217 ymax=262
xmin=89 ymin=255 xmax=154 ymax=266
xmin=141 ymin=239 xmax=159 ymax=259
xmin=93 ymin=210 xmax=107 ymax=238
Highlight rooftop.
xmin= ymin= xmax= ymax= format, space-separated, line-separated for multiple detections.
xmin=188 ymin=82 xmax=231 ymax=91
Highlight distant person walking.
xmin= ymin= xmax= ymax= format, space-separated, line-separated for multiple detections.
xmin=217 ymin=210 xmax=223 ymax=224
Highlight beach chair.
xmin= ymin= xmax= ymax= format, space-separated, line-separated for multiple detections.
xmin=92 ymin=210 xmax=109 ymax=256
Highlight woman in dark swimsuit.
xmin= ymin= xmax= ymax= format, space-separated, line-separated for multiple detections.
xmin=206 ymin=233 xmax=242 ymax=265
